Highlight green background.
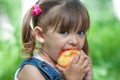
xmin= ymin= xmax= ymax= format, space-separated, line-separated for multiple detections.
xmin=0 ymin=0 xmax=120 ymax=80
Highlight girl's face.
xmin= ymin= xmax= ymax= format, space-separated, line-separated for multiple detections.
xmin=42 ymin=27 xmax=85 ymax=63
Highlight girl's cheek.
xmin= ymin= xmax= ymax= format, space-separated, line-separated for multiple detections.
xmin=79 ymin=38 xmax=85 ymax=49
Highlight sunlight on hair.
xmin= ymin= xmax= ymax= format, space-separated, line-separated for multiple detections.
xmin=113 ymin=0 xmax=120 ymax=20
xmin=21 ymin=0 xmax=38 ymax=18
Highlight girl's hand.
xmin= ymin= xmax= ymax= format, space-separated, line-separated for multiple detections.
xmin=56 ymin=51 xmax=90 ymax=80
xmin=83 ymin=57 xmax=92 ymax=80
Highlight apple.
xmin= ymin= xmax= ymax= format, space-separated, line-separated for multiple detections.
xmin=57 ymin=49 xmax=81 ymax=68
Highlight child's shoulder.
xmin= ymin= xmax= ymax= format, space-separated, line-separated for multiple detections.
xmin=18 ymin=64 xmax=45 ymax=80
xmin=18 ymin=58 xmax=65 ymax=80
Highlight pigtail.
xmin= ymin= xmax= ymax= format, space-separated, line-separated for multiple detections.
xmin=21 ymin=0 xmax=43 ymax=59
xmin=22 ymin=8 xmax=36 ymax=59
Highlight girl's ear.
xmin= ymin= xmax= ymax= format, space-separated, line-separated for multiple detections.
xmin=33 ymin=26 xmax=44 ymax=43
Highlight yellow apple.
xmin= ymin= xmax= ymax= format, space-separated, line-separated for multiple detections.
xmin=57 ymin=49 xmax=80 ymax=68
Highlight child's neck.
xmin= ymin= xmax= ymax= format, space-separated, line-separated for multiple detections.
xmin=38 ymin=49 xmax=56 ymax=68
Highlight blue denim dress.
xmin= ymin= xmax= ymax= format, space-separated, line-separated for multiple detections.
xmin=19 ymin=58 xmax=65 ymax=80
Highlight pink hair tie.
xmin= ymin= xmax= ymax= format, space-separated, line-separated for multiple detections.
xmin=32 ymin=4 xmax=42 ymax=16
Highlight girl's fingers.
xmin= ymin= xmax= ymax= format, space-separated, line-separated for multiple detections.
xmin=77 ymin=51 xmax=87 ymax=65
xmin=72 ymin=50 xmax=88 ymax=66
xmin=82 ymin=59 xmax=89 ymax=69
xmin=71 ymin=54 xmax=80 ymax=64
xmin=85 ymin=66 xmax=91 ymax=73
xmin=56 ymin=65 xmax=65 ymax=72
xmin=84 ymin=68 xmax=92 ymax=80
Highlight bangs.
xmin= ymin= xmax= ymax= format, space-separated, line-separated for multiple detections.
xmin=52 ymin=4 xmax=89 ymax=33
xmin=54 ymin=10 xmax=90 ymax=33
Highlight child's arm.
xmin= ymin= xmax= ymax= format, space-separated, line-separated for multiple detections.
xmin=57 ymin=51 xmax=90 ymax=80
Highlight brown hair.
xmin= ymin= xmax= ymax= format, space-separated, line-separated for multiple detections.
xmin=22 ymin=0 xmax=90 ymax=58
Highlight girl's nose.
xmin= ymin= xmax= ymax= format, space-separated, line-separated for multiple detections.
xmin=68 ymin=35 xmax=78 ymax=46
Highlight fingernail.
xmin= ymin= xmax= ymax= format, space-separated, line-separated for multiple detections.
xmin=80 ymin=50 xmax=84 ymax=53
xmin=74 ymin=54 xmax=79 ymax=59
xmin=73 ymin=54 xmax=80 ymax=63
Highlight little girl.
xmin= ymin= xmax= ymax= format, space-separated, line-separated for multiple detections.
xmin=14 ymin=0 xmax=92 ymax=80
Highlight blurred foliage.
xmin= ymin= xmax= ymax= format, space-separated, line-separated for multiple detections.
xmin=0 ymin=0 xmax=120 ymax=80
xmin=84 ymin=0 xmax=120 ymax=80
xmin=0 ymin=0 xmax=22 ymax=80
xmin=0 ymin=0 xmax=21 ymax=25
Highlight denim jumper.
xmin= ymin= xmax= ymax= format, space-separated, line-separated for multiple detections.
xmin=19 ymin=58 xmax=65 ymax=80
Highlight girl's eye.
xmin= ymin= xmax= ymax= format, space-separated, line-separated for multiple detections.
xmin=59 ymin=31 xmax=68 ymax=35
xmin=78 ymin=31 xmax=85 ymax=36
